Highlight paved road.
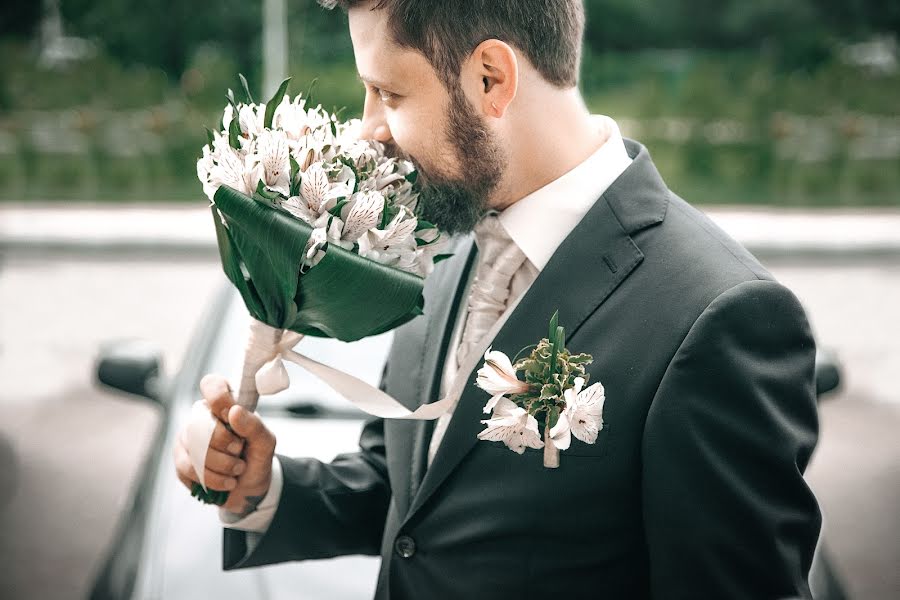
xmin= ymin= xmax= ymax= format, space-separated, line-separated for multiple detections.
xmin=0 ymin=254 xmax=897 ymax=599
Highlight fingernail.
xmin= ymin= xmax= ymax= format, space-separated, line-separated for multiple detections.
xmin=233 ymin=462 xmax=245 ymax=475
xmin=227 ymin=442 xmax=242 ymax=454
xmin=224 ymin=478 xmax=236 ymax=490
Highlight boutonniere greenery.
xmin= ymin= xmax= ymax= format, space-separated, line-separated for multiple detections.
xmin=475 ymin=312 xmax=605 ymax=468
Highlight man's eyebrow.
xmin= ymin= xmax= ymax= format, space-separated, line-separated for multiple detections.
xmin=357 ymin=73 xmax=394 ymax=89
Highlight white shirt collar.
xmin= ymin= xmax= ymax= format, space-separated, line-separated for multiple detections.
xmin=498 ymin=115 xmax=632 ymax=271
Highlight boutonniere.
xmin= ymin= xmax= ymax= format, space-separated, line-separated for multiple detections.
xmin=475 ymin=311 xmax=605 ymax=468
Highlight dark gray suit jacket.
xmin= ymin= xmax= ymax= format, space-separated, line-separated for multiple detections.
xmin=223 ymin=140 xmax=821 ymax=599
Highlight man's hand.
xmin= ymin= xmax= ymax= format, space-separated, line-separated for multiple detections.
xmin=173 ymin=374 xmax=277 ymax=516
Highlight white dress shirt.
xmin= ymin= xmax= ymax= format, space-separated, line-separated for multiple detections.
xmin=220 ymin=115 xmax=632 ymax=535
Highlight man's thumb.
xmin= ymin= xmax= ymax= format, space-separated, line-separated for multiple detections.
xmin=227 ymin=405 xmax=274 ymax=458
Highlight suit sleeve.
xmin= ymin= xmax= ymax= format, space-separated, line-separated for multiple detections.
xmin=642 ymin=279 xmax=822 ymax=600
xmin=223 ymin=376 xmax=392 ymax=569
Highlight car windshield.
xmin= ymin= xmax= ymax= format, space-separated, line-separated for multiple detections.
xmin=202 ymin=289 xmax=394 ymax=416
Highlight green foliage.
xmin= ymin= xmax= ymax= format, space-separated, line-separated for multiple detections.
xmin=212 ymin=185 xmax=426 ymax=340
xmin=511 ymin=313 xmax=594 ymax=427
xmin=2 ymin=1 xmax=899 ymax=205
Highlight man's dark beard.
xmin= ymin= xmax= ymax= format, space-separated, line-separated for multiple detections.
xmin=411 ymin=87 xmax=505 ymax=235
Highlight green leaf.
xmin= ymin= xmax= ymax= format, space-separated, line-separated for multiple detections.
xmin=255 ymin=179 xmax=281 ymax=201
xmin=540 ymin=383 xmax=559 ymax=400
xmin=380 ymin=197 xmax=390 ymax=229
xmin=238 ymin=73 xmax=254 ymax=104
xmin=227 ymin=88 xmax=236 ymax=106
xmin=328 ymin=198 xmax=350 ymax=217
xmin=212 ymin=185 xmax=425 ymax=338
xmin=205 ymin=126 xmax=216 ymax=147
xmin=289 ymin=155 xmax=300 ymax=197
xmin=228 ymin=116 xmax=242 ymax=150
xmin=304 ymin=77 xmax=319 ymax=107
xmin=405 ymin=170 xmax=418 ymax=184
xmin=548 ymin=311 xmax=559 ymax=345
xmin=433 ymin=253 xmax=454 ymax=264
xmin=549 ymin=406 xmax=560 ymax=429
xmin=264 ymin=77 xmax=291 ymax=129
xmin=415 ymin=220 xmax=436 ymax=231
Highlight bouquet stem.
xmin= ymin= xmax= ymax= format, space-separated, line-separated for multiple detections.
xmin=543 ymin=427 xmax=560 ymax=468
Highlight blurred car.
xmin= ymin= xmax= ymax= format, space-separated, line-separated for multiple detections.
xmin=90 ymin=283 xmax=847 ymax=600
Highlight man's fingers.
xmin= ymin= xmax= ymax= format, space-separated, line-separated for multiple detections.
xmin=200 ymin=374 xmax=235 ymax=423
xmin=228 ymin=405 xmax=276 ymax=460
xmin=174 ymin=440 xmax=237 ymax=491
xmin=210 ymin=419 xmax=244 ymax=455
xmin=173 ymin=442 xmax=200 ymax=489
xmin=205 ymin=447 xmax=246 ymax=477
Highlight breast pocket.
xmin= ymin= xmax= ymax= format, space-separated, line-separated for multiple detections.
xmin=482 ymin=423 xmax=613 ymax=461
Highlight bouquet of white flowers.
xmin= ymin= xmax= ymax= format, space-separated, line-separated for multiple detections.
xmin=196 ymin=75 xmax=444 ymax=278
xmin=188 ymin=76 xmax=451 ymax=504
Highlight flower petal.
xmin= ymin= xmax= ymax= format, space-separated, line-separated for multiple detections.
xmin=300 ymin=163 xmax=329 ymax=212
xmin=549 ymin=412 xmax=572 ymax=450
xmin=341 ymin=191 xmax=384 ymax=242
xmin=568 ymin=382 xmax=605 ymax=444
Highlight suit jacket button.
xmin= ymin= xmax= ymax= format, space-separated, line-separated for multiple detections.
xmin=394 ymin=535 xmax=416 ymax=558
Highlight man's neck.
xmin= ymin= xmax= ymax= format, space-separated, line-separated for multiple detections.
xmin=492 ymin=88 xmax=608 ymax=211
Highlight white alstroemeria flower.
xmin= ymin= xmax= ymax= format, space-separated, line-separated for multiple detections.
xmin=342 ymin=139 xmax=379 ymax=170
xmin=282 ymin=195 xmax=316 ymax=224
xmin=358 ymin=207 xmax=416 ymax=256
xmin=220 ymin=103 xmax=235 ymax=133
xmin=299 ymin=163 xmax=330 ymax=213
xmin=254 ymin=129 xmax=291 ymax=196
xmin=207 ymin=144 xmax=259 ymax=197
xmin=196 ymin=144 xmax=217 ymax=200
xmin=273 ymin=95 xmax=309 ymax=141
xmin=562 ymin=376 xmax=605 ymax=444
xmin=238 ymin=103 xmax=265 ymax=138
xmin=548 ymin=411 xmax=572 ymax=450
xmin=335 ymin=117 xmax=363 ymax=143
xmin=475 ymin=348 xmax=530 ymax=413
xmin=293 ymin=127 xmax=336 ymax=170
xmin=478 ymin=398 xmax=544 ymax=454
xmin=339 ymin=191 xmax=385 ymax=243
xmin=303 ymin=226 xmax=329 ymax=267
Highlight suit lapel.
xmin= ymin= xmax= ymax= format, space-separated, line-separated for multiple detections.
xmin=404 ymin=140 xmax=669 ymax=522
xmin=385 ymin=236 xmax=476 ymax=517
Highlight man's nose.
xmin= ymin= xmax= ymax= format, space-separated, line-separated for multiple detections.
xmin=360 ymin=96 xmax=393 ymax=143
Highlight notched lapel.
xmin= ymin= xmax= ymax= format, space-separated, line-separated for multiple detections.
xmin=404 ymin=141 xmax=671 ymax=523
xmin=384 ymin=236 xmax=476 ymax=518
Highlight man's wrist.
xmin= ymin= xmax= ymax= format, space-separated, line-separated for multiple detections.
xmin=218 ymin=457 xmax=283 ymax=533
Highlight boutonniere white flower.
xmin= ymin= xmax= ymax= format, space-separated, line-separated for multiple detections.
xmin=476 ymin=312 xmax=605 ymax=468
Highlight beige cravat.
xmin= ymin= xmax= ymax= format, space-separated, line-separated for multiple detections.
xmin=427 ymin=215 xmax=531 ymax=465
xmin=454 ymin=215 xmax=528 ymax=369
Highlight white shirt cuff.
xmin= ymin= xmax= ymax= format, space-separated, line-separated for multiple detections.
xmin=218 ymin=456 xmax=283 ymax=533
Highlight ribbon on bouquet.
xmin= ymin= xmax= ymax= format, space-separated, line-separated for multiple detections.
xmin=185 ymin=289 xmax=525 ymax=492
xmin=186 ymin=319 xmax=456 ymax=491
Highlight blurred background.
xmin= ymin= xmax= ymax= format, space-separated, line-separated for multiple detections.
xmin=1 ymin=1 xmax=898 ymax=599
xmin=1 ymin=0 xmax=899 ymax=204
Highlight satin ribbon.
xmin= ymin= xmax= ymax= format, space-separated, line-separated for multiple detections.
xmin=186 ymin=318 xmax=456 ymax=491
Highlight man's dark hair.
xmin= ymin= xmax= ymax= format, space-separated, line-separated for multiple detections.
xmin=319 ymin=0 xmax=584 ymax=89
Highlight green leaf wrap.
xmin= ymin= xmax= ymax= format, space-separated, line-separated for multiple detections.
xmin=212 ymin=185 xmax=426 ymax=342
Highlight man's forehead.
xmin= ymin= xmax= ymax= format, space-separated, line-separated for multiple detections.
xmin=348 ymin=5 xmax=433 ymax=89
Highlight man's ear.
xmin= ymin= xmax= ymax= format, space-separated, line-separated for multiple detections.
xmin=468 ymin=39 xmax=518 ymax=118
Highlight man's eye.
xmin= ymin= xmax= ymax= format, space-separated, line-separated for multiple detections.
xmin=372 ymin=86 xmax=395 ymax=103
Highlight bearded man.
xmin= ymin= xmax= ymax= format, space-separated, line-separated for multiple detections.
xmin=174 ymin=1 xmax=821 ymax=598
